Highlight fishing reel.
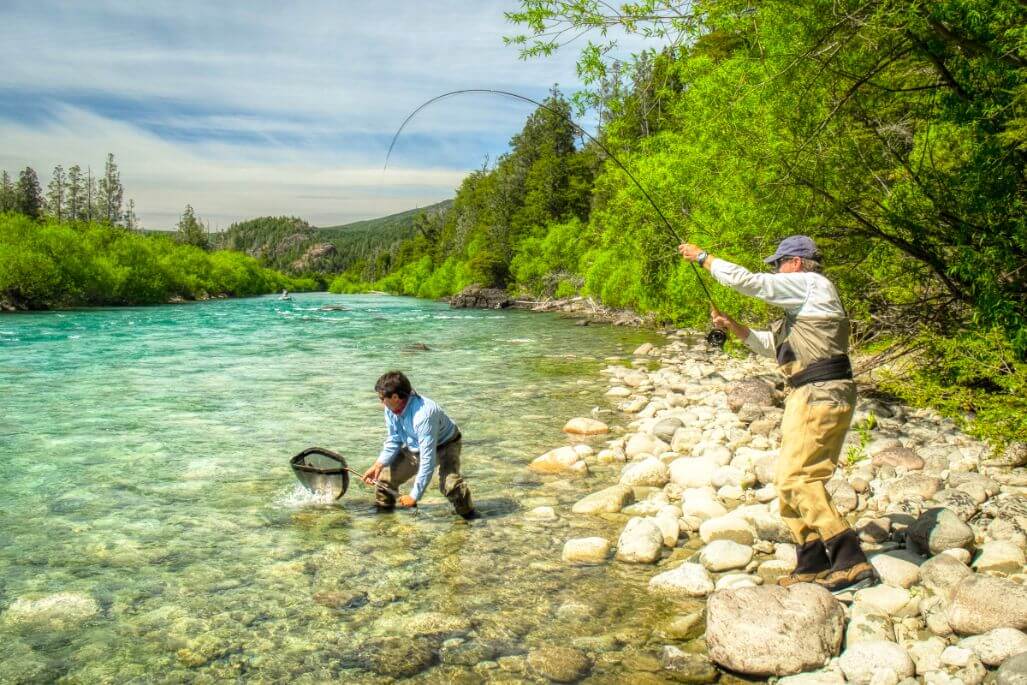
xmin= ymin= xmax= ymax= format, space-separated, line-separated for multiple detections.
xmin=706 ymin=328 xmax=728 ymax=349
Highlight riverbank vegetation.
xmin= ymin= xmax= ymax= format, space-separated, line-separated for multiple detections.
xmin=0 ymin=214 xmax=314 ymax=310
xmin=326 ymin=0 xmax=1025 ymax=444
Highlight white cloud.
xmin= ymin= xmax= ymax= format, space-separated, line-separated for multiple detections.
xmin=0 ymin=1 xmax=664 ymax=228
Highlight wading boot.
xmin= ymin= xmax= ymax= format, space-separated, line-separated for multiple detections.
xmin=816 ymin=529 xmax=878 ymax=593
xmin=778 ymin=537 xmax=831 ymax=587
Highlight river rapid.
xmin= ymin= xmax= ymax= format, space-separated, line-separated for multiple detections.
xmin=0 ymin=293 xmax=709 ymax=684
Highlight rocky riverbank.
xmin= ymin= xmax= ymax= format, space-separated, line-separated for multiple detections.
xmin=533 ymin=330 xmax=1027 ymax=683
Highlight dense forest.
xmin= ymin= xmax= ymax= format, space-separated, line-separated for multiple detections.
xmin=321 ymin=0 xmax=1026 ymax=443
xmin=0 ymin=156 xmax=314 ymax=309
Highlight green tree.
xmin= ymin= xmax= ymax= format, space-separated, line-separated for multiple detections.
xmin=98 ymin=153 xmax=123 ymax=224
xmin=65 ymin=165 xmax=85 ymax=221
xmin=46 ymin=165 xmax=67 ymax=221
xmin=123 ymin=198 xmax=139 ymax=231
xmin=15 ymin=167 xmax=43 ymax=219
xmin=176 ymin=204 xmax=209 ymax=249
xmin=0 ymin=171 xmax=14 ymax=212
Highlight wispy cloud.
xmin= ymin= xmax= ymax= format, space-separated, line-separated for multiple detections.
xmin=0 ymin=0 xmax=658 ymax=228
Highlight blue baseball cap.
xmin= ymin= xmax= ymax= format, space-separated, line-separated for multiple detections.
xmin=763 ymin=235 xmax=821 ymax=264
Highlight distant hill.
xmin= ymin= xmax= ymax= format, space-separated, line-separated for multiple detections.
xmin=217 ymin=200 xmax=452 ymax=277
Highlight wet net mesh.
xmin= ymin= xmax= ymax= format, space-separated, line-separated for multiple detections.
xmin=290 ymin=447 xmax=350 ymax=499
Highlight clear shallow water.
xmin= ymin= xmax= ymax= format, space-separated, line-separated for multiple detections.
xmin=0 ymin=294 xmax=698 ymax=683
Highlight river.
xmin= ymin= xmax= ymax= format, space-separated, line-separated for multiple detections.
xmin=0 ymin=293 xmax=714 ymax=683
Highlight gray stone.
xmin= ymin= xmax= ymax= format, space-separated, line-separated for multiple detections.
xmin=839 ymin=640 xmax=915 ymax=685
xmin=888 ymin=474 xmax=943 ymax=501
xmin=868 ymin=550 xmax=921 ymax=589
xmin=699 ymin=514 xmax=756 ymax=545
xmin=959 ymin=628 xmax=1027 ymax=666
xmin=648 ymin=562 xmax=715 ymax=599
xmin=616 ymin=517 xmax=664 ymax=563
xmin=845 ymin=611 xmax=895 ymax=647
xmin=706 ymin=584 xmax=845 ymax=676
xmin=699 ymin=540 xmax=753 ymax=572
xmin=652 ymin=417 xmax=684 ymax=444
xmin=527 ymin=646 xmax=591 ymax=682
xmin=997 ymin=651 xmax=1027 ymax=685
xmin=931 ymin=489 xmax=979 ymax=521
xmin=907 ymin=508 xmax=975 ymax=555
xmin=918 ymin=553 xmax=973 ymax=597
xmin=985 ymin=441 xmax=1027 ymax=468
xmin=620 ymin=457 xmax=671 ymax=487
xmin=873 ymin=447 xmax=924 ymax=470
xmin=947 ymin=574 xmax=1027 ymax=634
xmin=907 ymin=637 xmax=947 ymax=675
xmin=727 ymin=379 xmax=777 ymax=412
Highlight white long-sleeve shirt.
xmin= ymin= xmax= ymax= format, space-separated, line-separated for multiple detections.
xmin=709 ymin=258 xmax=846 ymax=358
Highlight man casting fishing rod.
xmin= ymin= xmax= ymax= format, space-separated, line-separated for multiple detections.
xmin=679 ymin=236 xmax=876 ymax=592
xmin=361 ymin=371 xmax=477 ymax=520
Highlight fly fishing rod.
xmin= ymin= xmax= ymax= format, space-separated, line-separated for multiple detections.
xmin=384 ymin=89 xmax=721 ymax=313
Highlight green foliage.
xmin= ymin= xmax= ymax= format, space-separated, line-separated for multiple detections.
xmin=876 ymin=328 xmax=1027 ymax=447
xmin=0 ymin=213 xmax=314 ymax=308
xmin=845 ymin=416 xmax=876 ymax=465
xmin=175 ymin=204 xmax=209 ymax=250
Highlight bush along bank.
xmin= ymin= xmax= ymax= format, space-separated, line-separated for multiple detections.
xmin=531 ymin=332 xmax=1027 ymax=682
xmin=0 ymin=213 xmax=316 ymax=310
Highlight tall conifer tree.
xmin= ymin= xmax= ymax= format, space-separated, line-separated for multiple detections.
xmin=65 ymin=165 xmax=84 ymax=220
xmin=98 ymin=153 xmax=123 ymax=224
xmin=0 ymin=171 xmax=14 ymax=212
xmin=16 ymin=167 xmax=43 ymax=219
xmin=46 ymin=165 xmax=67 ymax=221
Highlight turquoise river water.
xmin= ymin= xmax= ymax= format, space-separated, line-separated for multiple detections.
xmin=0 ymin=293 xmax=717 ymax=684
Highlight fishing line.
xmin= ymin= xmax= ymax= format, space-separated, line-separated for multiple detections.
xmin=383 ymin=88 xmax=717 ymax=306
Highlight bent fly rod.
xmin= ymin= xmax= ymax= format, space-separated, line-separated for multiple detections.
xmin=384 ymin=89 xmax=726 ymax=345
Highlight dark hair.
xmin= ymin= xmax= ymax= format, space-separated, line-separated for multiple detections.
xmin=375 ymin=370 xmax=412 ymax=399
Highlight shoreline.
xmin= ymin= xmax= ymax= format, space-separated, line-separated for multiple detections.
xmin=539 ymin=329 xmax=1027 ymax=682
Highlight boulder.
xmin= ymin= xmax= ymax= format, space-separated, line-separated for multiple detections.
xmin=907 ymin=508 xmax=975 ymax=556
xmin=845 ymin=611 xmax=895 ymax=647
xmin=907 ymin=636 xmax=947 ymax=675
xmin=652 ymin=416 xmax=684 ymax=444
xmin=872 ymin=447 xmax=924 ymax=471
xmin=918 ymin=553 xmax=973 ymax=597
xmin=757 ymin=559 xmax=795 ymax=585
xmin=653 ymin=509 xmax=682 ymax=547
xmin=888 ymin=474 xmax=943 ymax=501
xmin=947 ymin=574 xmax=1027 ymax=634
xmin=615 ymin=517 xmax=664 ymax=563
xmin=853 ymin=585 xmax=918 ymax=618
xmin=670 ymin=456 xmax=718 ymax=489
xmin=973 ymin=540 xmax=1025 ymax=575
xmin=959 ymin=628 xmax=1027 ymax=667
xmin=527 ymin=646 xmax=592 ymax=682
xmin=838 ymin=640 xmax=915 ymax=685
xmin=727 ymin=379 xmax=777 ymax=412
xmin=997 ymin=651 xmax=1027 ymax=685
xmin=660 ymin=646 xmax=719 ymax=684
xmin=562 ymin=538 xmax=611 ymax=565
xmin=984 ymin=441 xmax=1027 ymax=468
xmin=529 ymin=446 xmax=588 ymax=475
xmin=868 ymin=550 xmax=922 ymax=589
xmin=648 ymin=562 xmax=715 ymax=599
xmin=626 ymin=433 xmax=669 ymax=459
xmin=682 ymin=494 xmax=727 ymax=522
xmin=700 ymin=515 xmax=756 ymax=545
xmin=449 ymin=285 xmax=511 ymax=309
xmin=572 ymin=485 xmax=635 ymax=515
xmin=706 ymin=584 xmax=845 ymax=677
xmin=699 ymin=540 xmax=754 ymax=572
xmin=562 ymin=417 xmax=609 ymax=435
xmin=619 ymin=457 xmax=670 ymax=488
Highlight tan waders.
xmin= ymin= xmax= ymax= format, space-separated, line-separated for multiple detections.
xmin=374 ymin=437 xmax=474 ymax=516
xmin=770 ymin=316 xmax=875 ymax=591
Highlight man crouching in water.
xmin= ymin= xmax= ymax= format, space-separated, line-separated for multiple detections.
xmin=679 ymin=236 xmax=876 ymax=592
xmin=361 ymin=371 xmax=477 ymax=520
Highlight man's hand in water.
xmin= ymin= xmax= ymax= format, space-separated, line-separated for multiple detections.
xmin=362 ymin=462 xmax=383 ymax=485
xmin=397 ymin=495 xmax=416 ymax=508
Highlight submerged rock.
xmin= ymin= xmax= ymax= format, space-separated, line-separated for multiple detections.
xmin=529 ymin=446 xmax=589 ymax=475
xmin=1 ymin=592 xmax=99 ymax=631
xmin=648 ymin=562 xmax=715 ymax=599
xmin=562 ymin=537 xmax=611 ymax=565
xmin=705 ymin=584 xmax=845 ymax=677
xmin=360 ymin=636 xmax=435 ymax=678
xmin=526 ymin=646 xmax=591 ymax=682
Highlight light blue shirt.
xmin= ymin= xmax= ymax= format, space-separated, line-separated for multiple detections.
xmin=376 ymin=393 xmax=458 ymax=502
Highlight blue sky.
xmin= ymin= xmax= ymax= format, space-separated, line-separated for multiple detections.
xmin=0 ymin=1 xmax=652 ymax=229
